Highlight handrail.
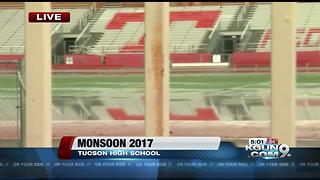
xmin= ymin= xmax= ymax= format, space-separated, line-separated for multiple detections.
xmin=51 ymin=23 xmax=62 ymax=36
xmin=237 ymin=2 xmax=251 ymax=22
xmin=241 ymin=20 xmax=251 ymax=40
xmin=51 ymin=23 xmax=63 ymax=49
xmin=75 ymin=23 xmax=91 ymax=45
xmin=74 ymin=8 xmax=94 ymax=33
xmin=209 ymin=20 xmax=220 ymax=39
xmin=216 ymin=19 xmax=247 ymax=31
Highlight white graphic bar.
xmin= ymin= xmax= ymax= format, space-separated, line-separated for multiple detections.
xmin=71 ymin=137 xmax=221 ymax=150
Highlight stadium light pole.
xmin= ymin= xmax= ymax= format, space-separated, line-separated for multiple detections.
xmin=23 ymin=2 xmax=52 ymax=147
xmin=271 ymin=2 xmax=296 ymax=146
xmin=144 ymin=2 xmax=170 ymax=136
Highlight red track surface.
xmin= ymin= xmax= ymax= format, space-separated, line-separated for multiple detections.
xmin=0 ymin=121 xmax=319 ymax=140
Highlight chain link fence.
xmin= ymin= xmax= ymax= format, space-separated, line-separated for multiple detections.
xmin=0 ymin=61 xmax=19 ymax=121
xmin=0 ymin=60 xmax=24 ymax=146
xmin=0 ymin=88 xmax=19 ymax=121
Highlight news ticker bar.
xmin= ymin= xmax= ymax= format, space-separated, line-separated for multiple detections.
xmin=1 ymin=147 xmax=320 ymax=179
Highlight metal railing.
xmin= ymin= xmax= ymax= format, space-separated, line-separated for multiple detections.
xmin=75 ymin=23 xmax=91 ymax=47
xmin=69 ymin=43 xmax=209 ymax=54
xmin=236 ymin=42 xmax=320 ymax=52
xmin=71 ymin=5 xmax=96 ymax=33
xmin=0 ymin=46 xmax=24 ymax=54
xmin=237 ymin=21 xmax=252 ymax=51
xmin=51 ymin=23 xmax=63 ymax=36
xmin=298 ymin=45 xmax=320 ymax=51
xmin=208 ymin=21 xmax=222 ymax=52
xmin=236 ymin=42 xmax=263 ymax=51
xmin=237 ymin=2 xmax=251 ymax=23
xmin=209 ymin=19 xmax=221 ymax=39
xmin=51 ymin=23 xmax=63 ymax=48
xmin=213 ymin=19 xmax=248 ymax=32
xmin=240 ymin=20 xmax=251 ymax=40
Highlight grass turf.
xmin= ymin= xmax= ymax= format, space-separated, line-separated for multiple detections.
xmin=0 ymin=73 xmax=320 ymax=92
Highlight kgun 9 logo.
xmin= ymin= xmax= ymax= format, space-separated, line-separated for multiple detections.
xmin=245 ymin=138 xmax=291 ymax=159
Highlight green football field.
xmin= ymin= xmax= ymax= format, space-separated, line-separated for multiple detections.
xmin=1 ymin=72 xmax=320 ymax=97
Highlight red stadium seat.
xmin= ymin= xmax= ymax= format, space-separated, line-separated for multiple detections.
xmin=106 ymin=11 xmax=221 ymax=29
xmin=106 ymin=107 xmax=219 ymax=121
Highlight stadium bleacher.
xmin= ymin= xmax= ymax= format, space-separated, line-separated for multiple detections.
xmin=244 ymin=3 xmax=320 ymax=51
xmin=89 ymin=9 xmax=221 ymax=54
xmin=233 ymin=3 xmax=320 ymax=68
xmin=0 ymin=8 xmax=90 ymax=54
xmin=87 ymin=5 xmax=240 ymax=54
xmin=0 ymin=2 xmax=320 ymax=69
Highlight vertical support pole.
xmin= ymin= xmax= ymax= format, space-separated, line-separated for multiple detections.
xmin=144 ymin=2 xmax=170 ymax=136
xmin=271 ymin=2 xmax=296 ymax=146
xmin=23 ymin=2 xmax=52 ymax=147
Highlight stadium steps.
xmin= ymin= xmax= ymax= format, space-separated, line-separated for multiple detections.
xmin=70 ymin=6 xmax=110 ymax=49
xmin=246 ymin=4 xmax=257 ymax=19
xmin=244 ymin=30 xmax=264 ymax=50
xmin=84 ymin=33 xmax=105 ymax=47
xmin=228 ymin=3 xmax=256 ymax=32
xmin=89 ymin=6 xmax=108 ymax=22
xmin=227 ymin=5 xmax=244 ymax=31
xmin=243 ymin=4 xmax=257 ymax=26
xmin=200 ymin=5 xmax=243 ymax=53
xmin=87 ymin=5 xmax=111 ymax=31
xmin=197 ymin=30 xmax=211 ymax=53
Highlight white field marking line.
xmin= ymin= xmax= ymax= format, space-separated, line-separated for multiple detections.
xmin=3 ymin=82 xmax=318 ymax=94
xmin=197 ymin=82 xmax=270 ymax=96
xmin=52 ymin=88 xmax=144 ymax=94
xmin=201 ymin=87 xmax=270 ymax=98
xmin=174 ymin=88 xmax=268 ymax=97
xmin=33 ymin=90 xmax=320 ymax=98
xmin=171 ymin=73 xmax=269 ymax=77
xmin=53 ymin=73 xmax=264 ymax=78
xmin=53 ymin=87 xmax=143 ymax=90
xmin=3 ymin=86 xmax=317 ymax=95
xmin=0 ymin=88 xmax=17 ymax=91
xmin=48 ymin=92 xmax=319 ymax=98
xmin=66 ymin=81 xmax=218 ymax=84
xmin=53 ymin=90 xmax=204 ymax=98
xmin=51 ymin=87 xmax=270 ymax=95
xmin=0 ymin=87 xmax=232 ymax=93
xmin=65 ymin=81 xmax=223 ymax=86
xmin=229 ymin=81 xmax=270 ymax=90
